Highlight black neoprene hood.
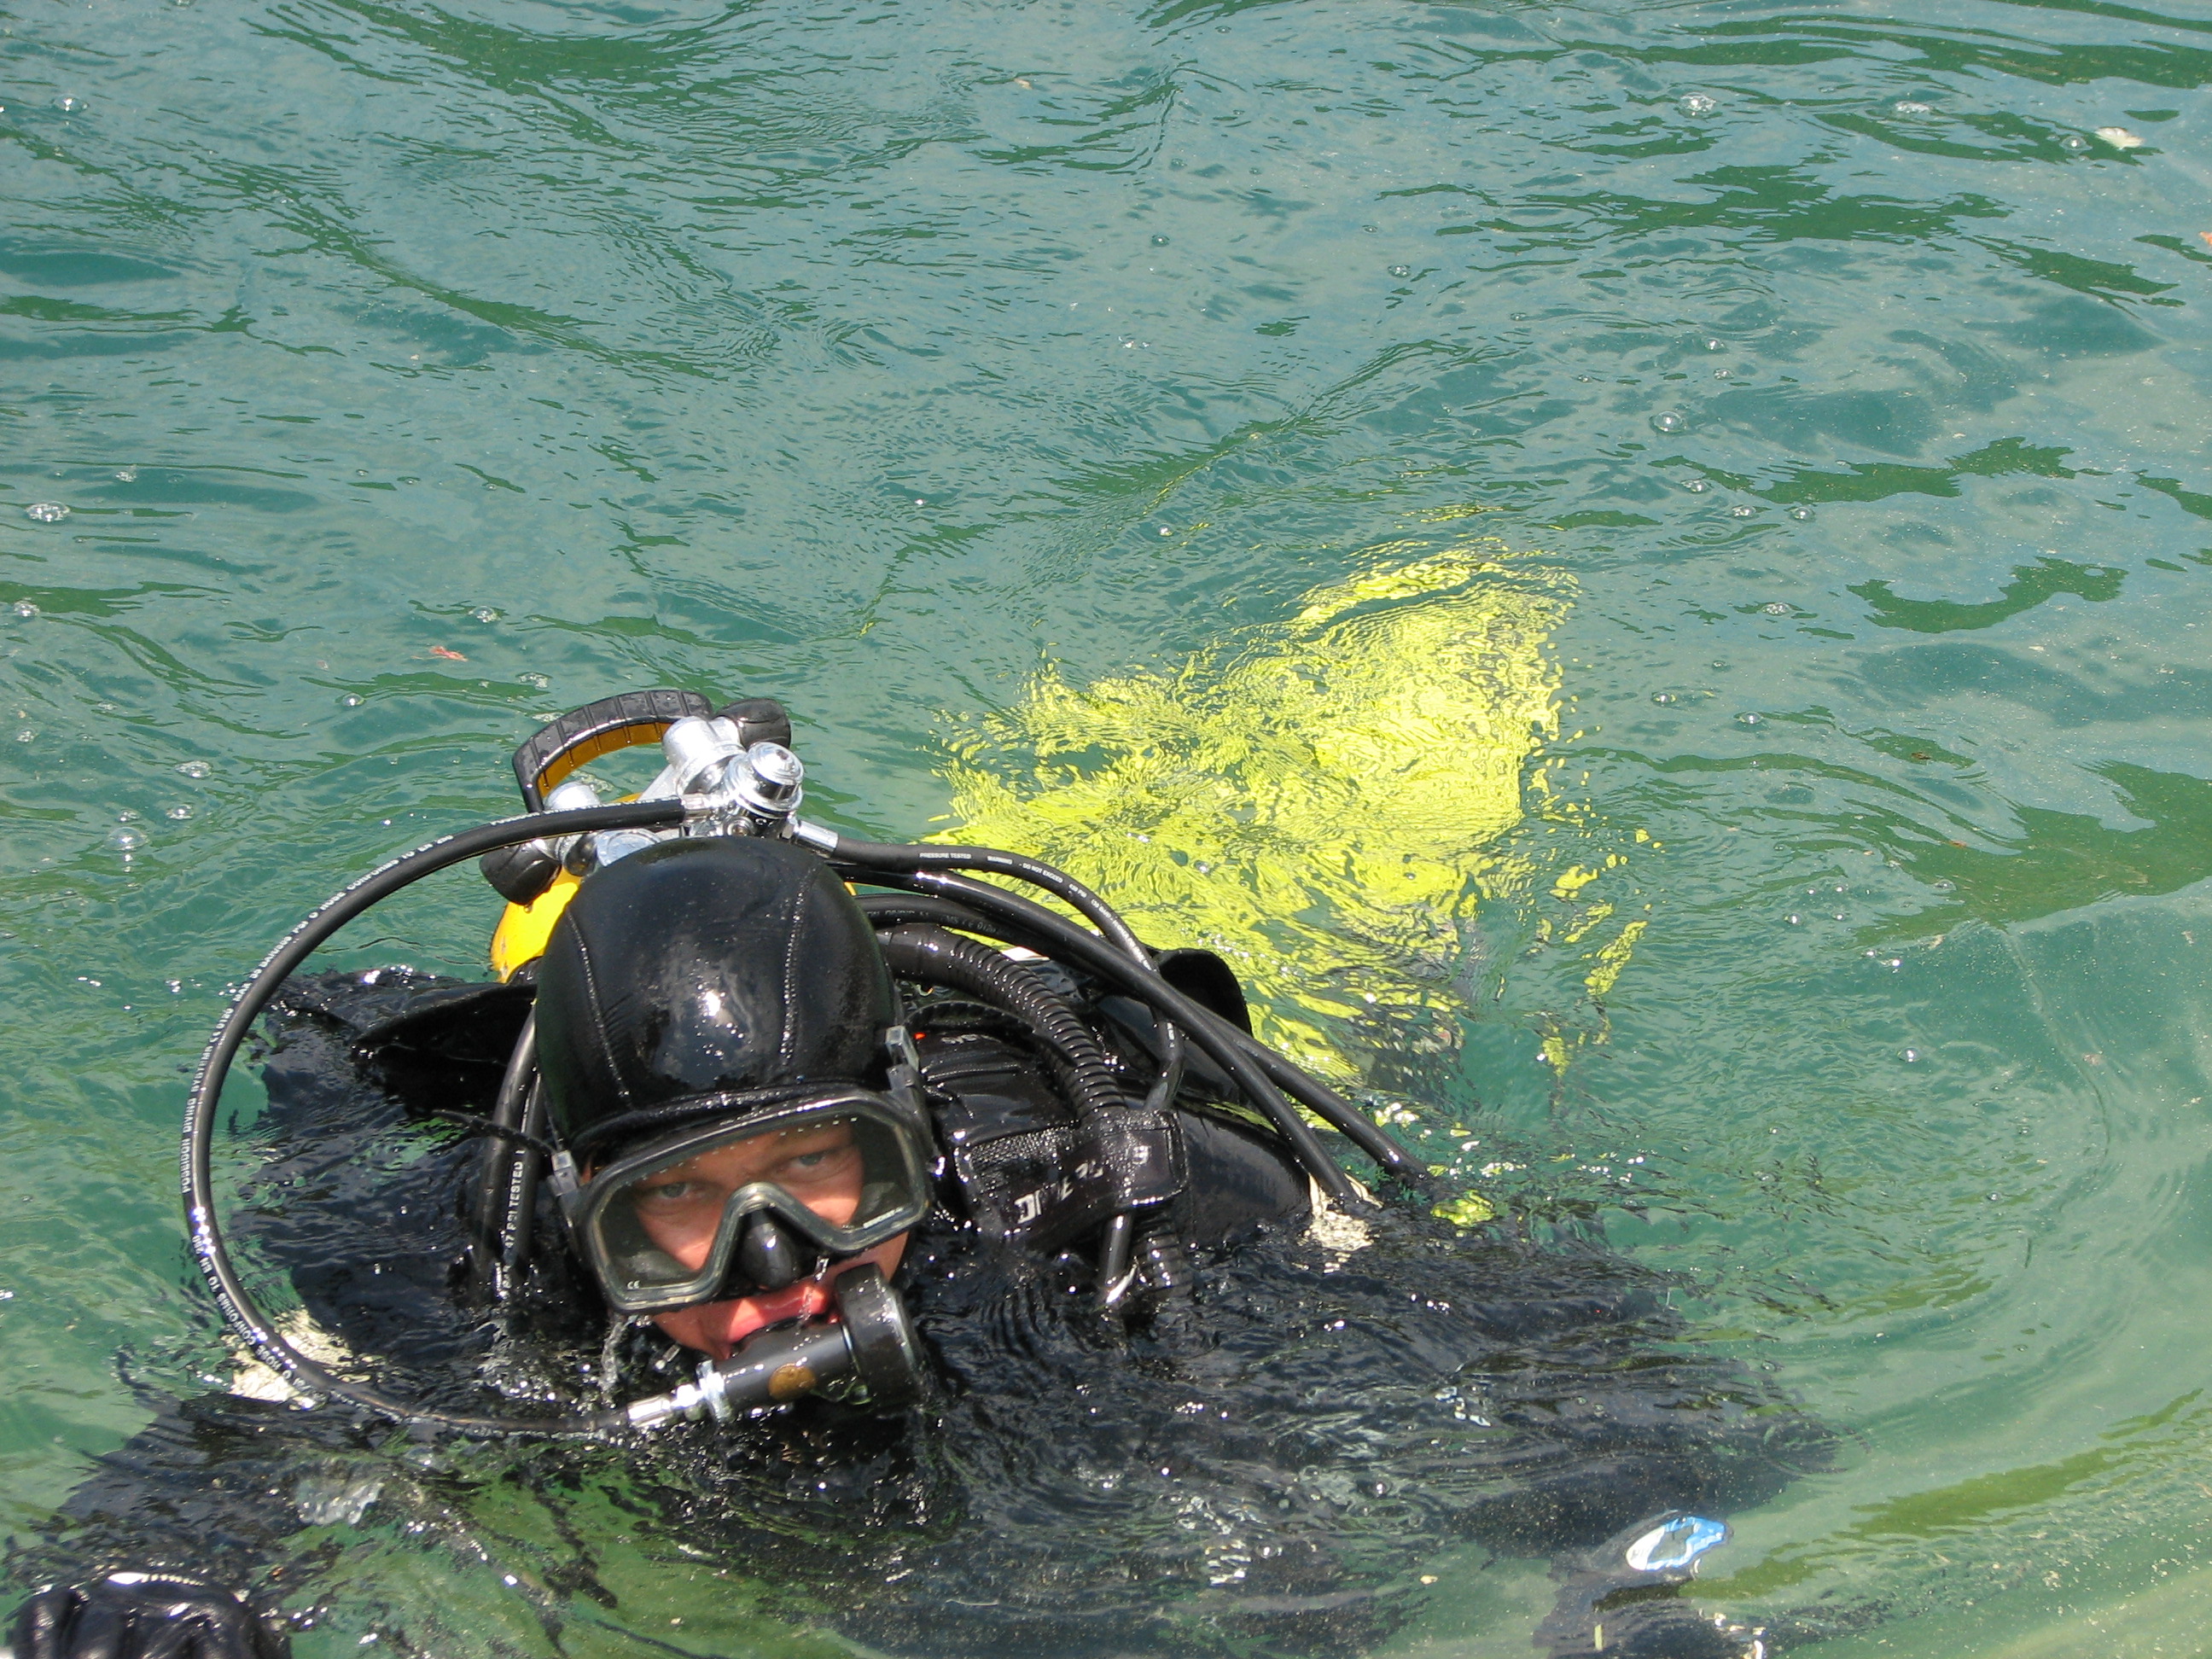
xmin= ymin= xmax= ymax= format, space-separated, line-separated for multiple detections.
xmin=534 ymin=836 xmax=896 ymax=1156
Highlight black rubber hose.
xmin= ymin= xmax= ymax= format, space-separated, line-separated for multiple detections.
xmin=501 ymin=1081 xmax=549 ymax=1284
xmin=183 ymin=799 xmax=684 ymax=1437
xmin=858 ymin=893 xmax=1059 ymax=952
xmin=468 ymin=1010 xmax=538 ymax=1304
xmin=820 ymin=835 xmax=1188 ymax=1109
xmin=862 ymin=894 xmax=1173 ymax=1121
xmin=842 ymin=870 xmax=1368 ymax=1205
xmin=875 ymin=924 xmax=1129 ymax=1131
xmin=849 ymin=883 xmax=1423 ymax=1185
xmin=826 ymin=837 xmax=1144 ymax=955
xmin=835 ymin=876 xmax=1424 ymax=1185
xmin=1097 ymin=1212 xmax=1137 ymax=1307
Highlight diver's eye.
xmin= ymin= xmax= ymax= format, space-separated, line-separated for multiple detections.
xmin=637 ymin=1180 xmax=698 ymax=1206
xmin=781 ymin=1142 xmax=861 ymax=1182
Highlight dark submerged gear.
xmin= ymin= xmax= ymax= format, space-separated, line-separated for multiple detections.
xmin=9 ymin=1575 xmax=290 ymax=1659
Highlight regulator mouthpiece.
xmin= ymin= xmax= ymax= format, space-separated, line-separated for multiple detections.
xmin=623 ymin=1264 xmax=921 ymax=1429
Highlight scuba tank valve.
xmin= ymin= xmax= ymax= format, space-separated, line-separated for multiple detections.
xmin=480 ymin=719 xmax=806 ymax=904
xmin=647 ymin=715 xmax=804 ymax=835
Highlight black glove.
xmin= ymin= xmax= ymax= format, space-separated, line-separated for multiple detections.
xmin=9 ymin=1575 xmax=289 ymax=1659
xmin=1535 ymin=1513 xmax=1766 ymax=1658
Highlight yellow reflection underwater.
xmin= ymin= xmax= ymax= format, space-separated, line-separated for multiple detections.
xmin=940 ymin=540 xmax=1631 ymax=1139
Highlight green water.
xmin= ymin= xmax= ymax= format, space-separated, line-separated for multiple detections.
xmin=5 ymin=0 xmax=2212 ymax=1651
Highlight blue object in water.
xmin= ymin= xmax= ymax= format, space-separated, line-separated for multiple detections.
xmin=1624 ymin=1514 xmax=1732 ymax=1575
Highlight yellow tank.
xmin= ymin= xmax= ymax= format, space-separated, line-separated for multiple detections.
xmin=491 ymin=868 xmax=581 ymax=981
xmin=938 ymin=540 xmax=1578 ymax=1083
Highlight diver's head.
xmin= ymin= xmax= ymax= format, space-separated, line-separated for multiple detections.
xmin=534 ymin=836 xmax=932 ymax=1358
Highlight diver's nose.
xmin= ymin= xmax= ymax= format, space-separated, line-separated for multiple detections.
xmin=734 ymin=1212 xmax=806 ymax=1292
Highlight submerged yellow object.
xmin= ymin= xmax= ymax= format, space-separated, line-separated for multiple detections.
xmin=940 ymin=540 xmax=1575 ymax=1087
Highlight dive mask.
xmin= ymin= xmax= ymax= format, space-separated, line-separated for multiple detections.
xmin=564 ymin=1088 xmax=934 ymax=1314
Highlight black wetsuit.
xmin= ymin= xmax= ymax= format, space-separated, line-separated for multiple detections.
xmin=9 ymin=970 xmax=1830 ymax=1659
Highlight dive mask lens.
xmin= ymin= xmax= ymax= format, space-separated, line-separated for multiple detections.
xmin=575 ymin=1092 xmax=931 ymax=1314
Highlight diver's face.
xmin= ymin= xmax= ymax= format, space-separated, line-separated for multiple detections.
xmin=615 ymin=1119 xmax=910 ymax=1361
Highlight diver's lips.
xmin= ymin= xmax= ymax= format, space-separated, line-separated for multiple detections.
xmin=721 ymin=1279 xmax=835 ymax=1346
xmin=684 ymin=1260 xmax=865 ymax=1359
xmin=673 ymin=1281 xmax=835 ymax=1361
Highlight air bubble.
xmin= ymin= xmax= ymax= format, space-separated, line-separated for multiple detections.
xmin=1737 ymin=713 xmax=1761 ymax=725
xmin=1388 ymin=265 xmax=1412 ymax=278
xmin=1902 ymin=1049 xmax=1920 ymax=1062
xmin=1893 ymin=101 xmax=1931 ymax=116
xmin=470 ymin=606 xmax=500 ymax=623
xmin=12 ymin=602 xmax=38 ymax=619
xmin=24 ymin=503 xmax=68 ymax=523
xmin=1790 ymin=506 xmax=1812 ymax=521
xmin=1151 ymin=234 xmax=1169 ymax=247
xmin=57 ymin=96 xmax=81 ymax=114
xmin=1160 ymin=527 xmax=1173 ymax=536
xmin=166 ymin=805 xmax=193 ymax=820
xmin=114 ymin=467 xmax=138 ymax=482
xmin=176 ymin=760 xmax=212 ymax=779
xmin=1651 ymin=692 xmax=1677 ymax=704
xmin=342 ymin=694 xmax=363 ymax=707
xmin=1763 ymin=602 xmax=1790 ymax=615
xmin=1680 ymin=94 xmax=1717 ymax=118
xmin=1685 ymin=480 xmax=1708 ymax=493
xmin=109 ymin=827 xmax=144 ymax=852
xmin=2061 ymin=134 xmax=2088 ymax=150
xmin=1731 ymin=505 xmax=1757 ymax=517
xmin=1652 ymin=411 xmax=1685 ymax=433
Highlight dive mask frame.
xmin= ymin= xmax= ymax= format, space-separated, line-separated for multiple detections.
xmin=561 ymin=1086 xmax=935 ymax=1315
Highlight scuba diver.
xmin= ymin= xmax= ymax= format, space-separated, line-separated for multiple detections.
xmin=9 ymin=690 xmax=1822 ymax=1659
